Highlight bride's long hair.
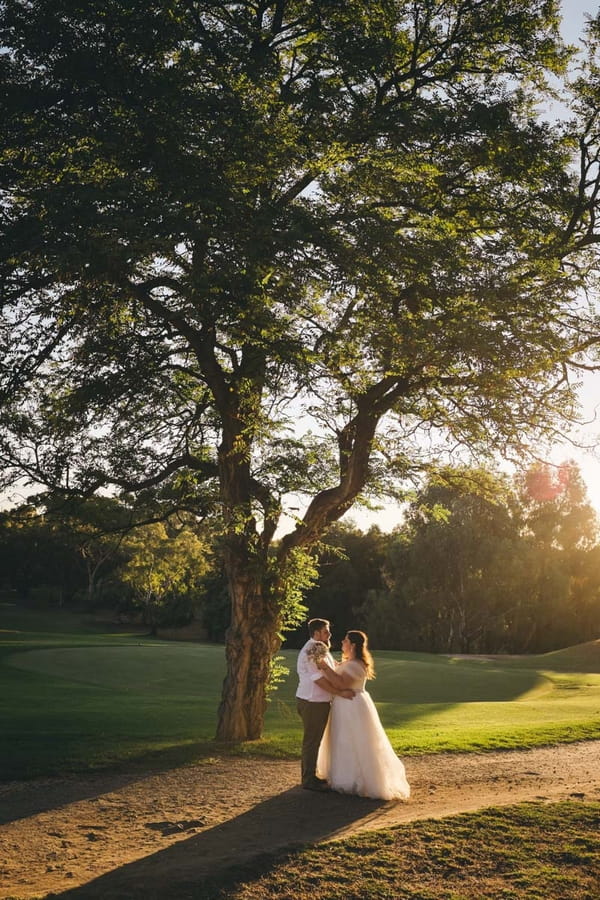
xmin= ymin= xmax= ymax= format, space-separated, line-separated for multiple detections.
xmin=345 ymin=630 xmax=375 ymax=679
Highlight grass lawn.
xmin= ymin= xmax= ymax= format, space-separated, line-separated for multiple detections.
xmin=1 ymin=604 xmax=600 ymax=779
xmin=201 ymin=801 xmax=600 ymax=900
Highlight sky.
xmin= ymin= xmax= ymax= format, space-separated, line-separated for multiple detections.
xmin=346 ymin=1 xmax=600 ymax=532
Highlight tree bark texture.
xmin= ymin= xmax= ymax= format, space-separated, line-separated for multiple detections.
xmin=215 ymin=546 xmax=280 ymax=741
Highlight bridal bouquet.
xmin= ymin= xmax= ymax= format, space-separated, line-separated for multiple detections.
xmin=306 ymin=640 xmax=329 ymax=666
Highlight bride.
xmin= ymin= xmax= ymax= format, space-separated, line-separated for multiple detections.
xmin=316 ymin=630 xmax=410 ymax=801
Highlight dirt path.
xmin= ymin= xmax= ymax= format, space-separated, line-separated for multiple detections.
xmin=1 ymin=741 xmax=599 ymax=899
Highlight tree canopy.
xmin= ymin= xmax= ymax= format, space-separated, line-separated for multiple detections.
xmin=2 ymin=1 xmax=600 ymax=738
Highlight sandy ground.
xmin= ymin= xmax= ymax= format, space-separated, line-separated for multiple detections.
xmin=1 ymin=740 xmax=599 ymax=899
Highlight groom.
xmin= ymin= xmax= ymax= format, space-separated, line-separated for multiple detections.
xmin=296 ymin=618 xmax=354 ymax=791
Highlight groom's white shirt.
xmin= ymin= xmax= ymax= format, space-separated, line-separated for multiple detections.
xmin=296 ymin=639 xmax=336 ymax=702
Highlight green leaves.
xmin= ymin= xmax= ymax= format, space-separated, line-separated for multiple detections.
xmin=2 ymin=0 xmax=600 ymax=737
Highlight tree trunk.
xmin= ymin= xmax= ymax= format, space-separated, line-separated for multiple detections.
xmin=215 ymin=556 xmax=280 ymax=741
xmin=213 ymin=369 xmax=381 ymax=741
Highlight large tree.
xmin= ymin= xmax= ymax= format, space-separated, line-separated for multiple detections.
xmin=512 ymin=462 xmax=600 ymax=651
xmin=121 ymin=520 xmax=210 ymax=632
xmin=369 ymin=467 xmax=524 ymax=653
xmin=2 ymin=1 xmax=600 ymax=739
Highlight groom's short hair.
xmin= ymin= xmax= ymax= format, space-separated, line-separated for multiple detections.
xmin=308 ymin=618 xmax=330 ymax=636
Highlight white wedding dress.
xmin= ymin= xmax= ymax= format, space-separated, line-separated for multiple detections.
xmin=316 ymin=659 xmax=410 ymax=801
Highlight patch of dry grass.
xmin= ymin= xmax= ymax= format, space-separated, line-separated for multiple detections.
xmin=204 ymin=801 xmax=600 ymax=900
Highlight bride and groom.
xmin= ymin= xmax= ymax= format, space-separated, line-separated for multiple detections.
xmin=296 ymin=618 xmax=410 ymax=800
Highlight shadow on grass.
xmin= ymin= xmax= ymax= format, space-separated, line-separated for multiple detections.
xmin=49 ymin=786 xmax=387 ymax=900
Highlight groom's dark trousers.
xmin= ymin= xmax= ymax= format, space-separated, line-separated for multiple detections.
xmin=297 ymin=698 xmax=330 ymax=786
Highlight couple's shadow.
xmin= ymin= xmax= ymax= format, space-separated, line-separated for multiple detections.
xmin=52 ymin=785 xmax=388 ymax=899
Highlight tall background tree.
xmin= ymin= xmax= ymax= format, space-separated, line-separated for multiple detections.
xmin=364 ymin=462 xmax=600 ymax=654
xmin=367 ymin=468 xmax=524 ymax=653
xmin=41 ymin=494 xmax=133 ymax=609
xmin=285 ymin=521 xmax=387 ymax=647
xmin=120 ymin=520 xmax=210 ymax=633
xmin=0 ymin=505 xmax=85 ymax=607
xmin=2 ymin=1 xmax=600 ymax=739
xmin=513 ymin=462 xmax=599 ymax=651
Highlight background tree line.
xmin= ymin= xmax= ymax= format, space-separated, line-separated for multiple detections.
xmin=0 ymin=495 xmax=215 ymax=635
xmin=3 ymin=461 xmax=598 ymax=656
xmin=301 ymin=462 xmax=600 ymax=655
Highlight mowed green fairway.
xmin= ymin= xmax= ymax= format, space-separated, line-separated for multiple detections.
xmin=1 ymin=605 xmax=600 ymax=780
